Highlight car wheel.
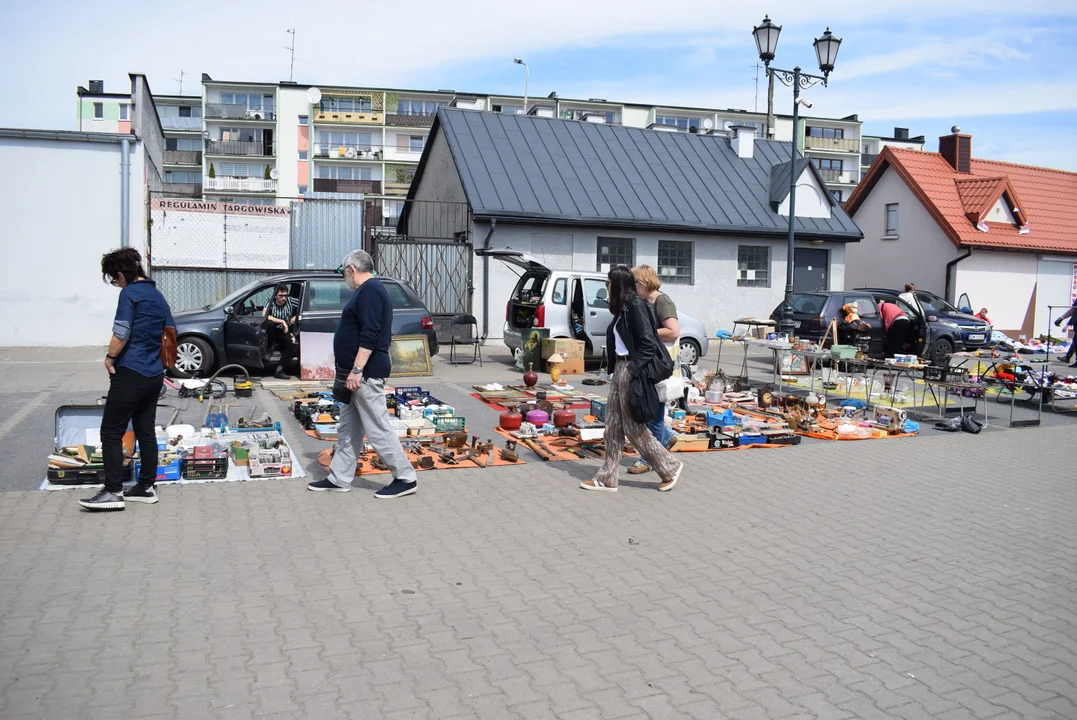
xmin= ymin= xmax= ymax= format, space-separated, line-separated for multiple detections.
xmin=173 ymin=337 xmax=214 ymax=377
xmin=929 ymin=338 xmax=953 ymax=367
xmin=679 ymin=339 xmax=701 ymax=366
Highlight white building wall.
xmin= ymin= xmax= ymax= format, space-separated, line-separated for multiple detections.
xmin=472 ymin=222 xmax=848 ymax=341
xmin=0 ymin=136 xmax=147 ymax=346
xmin=954 ymin=253 xmax=1076 ymax=337
xmin=622 ymin=107 xmax=651 ymax=128
xmin=846 ymin=165 xmax=960 ymax=293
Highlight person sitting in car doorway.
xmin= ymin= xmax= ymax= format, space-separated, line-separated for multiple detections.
xmin=838 ymin=302 xmax=871 ymax=353
xmin=264 ymin=284 xmax=299 ymax=379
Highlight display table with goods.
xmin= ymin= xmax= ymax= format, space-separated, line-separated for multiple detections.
xmin=42 ymin=405 xmax=307 ymax=490
xmin=923 ymin=352 xmax=1051 ymax=428
xmin=713 ymin=318 xmax=777 ymax=382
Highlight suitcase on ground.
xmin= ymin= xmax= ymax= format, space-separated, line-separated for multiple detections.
xmin=47 ymin=405 xmax=131 ymax=486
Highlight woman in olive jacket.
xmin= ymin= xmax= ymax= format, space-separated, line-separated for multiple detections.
xmin=581 ymin=266 xmax=684 ymax=493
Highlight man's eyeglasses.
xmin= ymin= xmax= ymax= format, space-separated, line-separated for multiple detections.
xmin=335 ymin=265 xmax=351 ymax=276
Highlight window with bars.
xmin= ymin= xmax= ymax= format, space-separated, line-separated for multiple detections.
xmin=596 ymin=237 xmax=635 ymax=271
xmin=737 ymin=245 xmax=770 ymax=287
xmin=657 ymin=240 xmax=693 ymax=285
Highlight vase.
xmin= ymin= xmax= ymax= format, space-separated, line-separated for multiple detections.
xmin=523 ymin=363 xmax=538 ymax=388
xmin=549 ymin=364 xmax=561 ymax=385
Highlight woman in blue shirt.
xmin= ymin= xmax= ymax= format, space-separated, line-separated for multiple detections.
xmin=80 ymin=248 xmax=175 ymax=511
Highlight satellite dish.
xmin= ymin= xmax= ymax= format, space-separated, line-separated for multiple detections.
xmin=269 ymin=168 xmax=279 ymax=180
xmin=702 ymin=118 xmax=713 ymax=130
xmin=307 ymin=87 xmax=322 ymax=105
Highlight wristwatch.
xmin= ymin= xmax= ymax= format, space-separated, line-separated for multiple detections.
xmin=351 ymin=365 xmax=363 ymax=375
xmin=106 ymin=353 xmax=118 ymax=360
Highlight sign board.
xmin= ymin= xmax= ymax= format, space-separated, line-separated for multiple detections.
xmin=150 ymin=198 xmax=290 ymax=270
xmin=1072 ymin=262 xmax=1077 ymax=304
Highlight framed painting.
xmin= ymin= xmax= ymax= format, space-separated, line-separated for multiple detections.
xmin=390 ymin=334 xmax=433 ymax=377
xmin=300 ymin=331 xmax=337 ymax=381
xmin=776 ymin=350 xmax=810 ymax=376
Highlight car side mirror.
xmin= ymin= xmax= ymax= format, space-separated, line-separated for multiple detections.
xmin=224 ymin=305 xmax=235 ymax=316
xmin=927 ymin=315 xmax=938 ymax=323
xmin=960 ymin=307 xmax=973 ymax=314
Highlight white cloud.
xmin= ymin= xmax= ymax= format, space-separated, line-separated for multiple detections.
xmin=839 ymin=36 xmax=1031 ymax=80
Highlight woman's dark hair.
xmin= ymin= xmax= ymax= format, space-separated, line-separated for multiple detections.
xmin=607 ymin=265 xmax=637 ymax=316
xmin=101 ymin=247 xmax=146 ymax=285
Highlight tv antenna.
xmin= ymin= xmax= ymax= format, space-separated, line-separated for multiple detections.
xmin=175 ymin=69 xmax=187 ymax=96
xmin=751 ymin=62 xmax=764 ymax=113
xmin=286 ymin=28 xmax=296 ymax=82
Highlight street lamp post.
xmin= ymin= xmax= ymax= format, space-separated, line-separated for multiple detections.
xmin=513 ymin=58 xmax=529 ymax=115
xmin=752 ymin=17 xmax=842 ymax=336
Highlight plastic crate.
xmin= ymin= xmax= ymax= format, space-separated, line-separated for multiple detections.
xmin=434 ymin=416 xmax=466 ymax=433
xmin=589 ymin=399 xmax=607 ymax=422
xmin=831 ymin=344 xmax=858 ymax=359
xmin=180 ymin=457 xmax=229 ymax=480
xmin=134 ymin=457 xmax=182 ymax=482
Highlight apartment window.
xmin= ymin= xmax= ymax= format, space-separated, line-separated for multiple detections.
xmin=318 ymin=131 xmax=373 ymax=152
xmin=298 ymin=115 xmax=308 ymax=126
xmin=811 ymin=158 xmax=843 ymax=172
xmin=493 ymin=104 xmax=523 ymax=115
xmin=165 ymin=171 xmax=200 ymax=184
xmin=119 ymin=104 xmax=129 ymax=121
xmin=219 ymin=163 xmax=265 ymax=178
xmin=219 ymin=93 xmax=274 ymax=115
xmin=298 ymin=150 xmax=308 ymax=161
xmin=316 ymin=166 xmax=372 ymax=181
xmin=219 ymin=127 xmax=258 ymax=142
xmin=596 ymin=237 xmax=635 ymax=271
xmin=320 ymin=97 xmax=372 ymax=113
xmin=178 ymin=105 xmax=200 ymax=118
xmin=93 ymin=102 xmax=103 ymax=119
xmin=737 ymin=246 xmax=770 ymax=288
xmin=408 ymin=135 xmax=425 ymax=153
xmin=658 ymin=240 xmax=693 ymax=285
xmin=397 ymin=100 xmax=444 ymax=116
xmin=655 ymin=115 xmax=700 ymax=132
xmin=806 ymin=126 xmax=844 ymax=139
xmin=298 ymin=185 xmax=308 ymax=194
xmin=165 ymin=137 xmax=201 ymax=152
xmin=830 ymin=189 xmax=844 ymax=202
xmin=885 ymin=203 xmax=899 ymax=236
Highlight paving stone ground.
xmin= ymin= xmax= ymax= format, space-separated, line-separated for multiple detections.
xmin=0 ymin=347 xmax=1075 ymax=719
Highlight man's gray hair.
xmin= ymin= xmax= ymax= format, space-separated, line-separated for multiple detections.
xmin=341 ymin=249 xmax=374 ymax=274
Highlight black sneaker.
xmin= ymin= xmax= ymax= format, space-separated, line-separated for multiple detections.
xmin=307 ymin=479 xmax=350 ymax=493
xmin=123 ymin=485 xmax=159 ymax=504
xmin=274 ymin=366 xmax=289 ymax=380
xmin=374 ymin=479 xmax=417 ymax=499
xmin=79 ymin=491 xmax=125 ymax=511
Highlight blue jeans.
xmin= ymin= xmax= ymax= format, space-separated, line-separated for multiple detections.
xmin=641 ymin=405 xmax=672 ymax=467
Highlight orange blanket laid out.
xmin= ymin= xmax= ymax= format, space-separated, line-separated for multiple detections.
xmin=316 ymin=446 xmax=526 ymax=476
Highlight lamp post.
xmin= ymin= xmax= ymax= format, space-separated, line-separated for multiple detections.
xmin=513 ymin=58 xmax=529 ymax=115
xmin=752 ymin=16 xmax=841 ymax=336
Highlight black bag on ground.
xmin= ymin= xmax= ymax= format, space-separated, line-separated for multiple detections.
xmin=332 ymin=367 xmax=353 ymax=404
xmin=628 ymin=374 xmax=661 ymax=424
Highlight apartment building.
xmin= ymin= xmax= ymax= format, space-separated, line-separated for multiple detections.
xmin=76 ymin=80 xmax=134 ymax=134
xmin=76 ymin=75 xmax=870 ymax=205
xmin=859 ymin=127 xmax=926 ymax=176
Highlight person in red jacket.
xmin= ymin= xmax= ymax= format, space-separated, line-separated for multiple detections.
xmin=878 ymin=301 xmax=911 ymax=358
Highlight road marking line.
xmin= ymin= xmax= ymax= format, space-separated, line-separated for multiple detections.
xmin=0 ymin=389 xmax=55 ymax=442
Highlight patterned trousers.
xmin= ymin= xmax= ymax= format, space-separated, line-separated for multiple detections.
xmin=592 ymin=364 xmax=682 ymax=489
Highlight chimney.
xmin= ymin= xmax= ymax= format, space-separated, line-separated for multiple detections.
xmin=88 ymin=79 xmax=104 ymax=93
xmin=730 ymin=124 xmax=756 ymax=159
xmin=894 ymin=127 xmax=909 ymax=140
xmin=939 ymin=126 xmax=971 ymax=173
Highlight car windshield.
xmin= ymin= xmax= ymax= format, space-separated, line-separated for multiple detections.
xmin=206 ymin=278 xmax=274 ymax=311
xmin=790 ymin=294 xmax=827 ymax=315
xmin=917 ymin=292 xmax=958 ymax=314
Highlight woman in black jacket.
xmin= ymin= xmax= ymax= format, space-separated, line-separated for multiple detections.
xmin=582 ymin=266 xmax=684 ymax=493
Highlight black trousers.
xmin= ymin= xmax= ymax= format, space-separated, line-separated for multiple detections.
xmin=268 ymin=327 xmax=296 ymax=369
xmin=884 ymin=318 xmax=911 ymax=358
xmin=101 ymin=367 xmax=164 ymax=493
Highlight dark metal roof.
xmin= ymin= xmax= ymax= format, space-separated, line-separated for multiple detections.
xmin=424 ymin=109 xmax=862 ymax=240
xmin=769 ymin=157 xmax=814 ymax=205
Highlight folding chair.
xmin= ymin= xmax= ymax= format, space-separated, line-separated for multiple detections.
xmin=449 ymin=314 xmax=482 ymax=366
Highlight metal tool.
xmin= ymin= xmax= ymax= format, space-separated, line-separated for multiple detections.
xmin=500 ymin=440 xmax=519 ymax=463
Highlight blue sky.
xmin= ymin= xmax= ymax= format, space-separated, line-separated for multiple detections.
xmin=2 ymin=0 xmax=1075 ymax=169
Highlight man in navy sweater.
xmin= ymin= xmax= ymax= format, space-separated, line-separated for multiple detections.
xmin=307 ymin=249 xmax=418 ymax=498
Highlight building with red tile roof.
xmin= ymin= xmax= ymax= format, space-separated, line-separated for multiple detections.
xmin=843 ymin=129 xmax=1077 ymax=337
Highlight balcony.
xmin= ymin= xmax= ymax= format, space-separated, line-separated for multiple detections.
xmin=204 ymin=177 xmax=276 ymax=193
xmin=861 ymin=153 xmax=880 ymax=169
xmin=164 ymin=150 xmax=202 ymax=165
xmin=803 ymin=135 xmax=859 ymax=153
xmin=312 ymin=179 xmax=382 ymax=194
xmin=384 ymin=180 xmax=413 ymax=195
xmin=160 ymin=116 xmax=202 ymax=131
xmin=205 ymin=104 xmax=276 ymax=121
xmin=163 ymin=182 xmax=202 ymax=197
xmin=313 ymin=109 xmax=382 ymax=125
xmin=205 ymin=140 xmax=273 ymax=157
xmin=313 ymin=144 xmax=383 ymax=160
xmin=384 ymin=113 xmax=436 ymax=128
xmin=816 ymin=169 xmax=857 ymax=184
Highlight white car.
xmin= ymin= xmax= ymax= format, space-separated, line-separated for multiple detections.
xmin=478 ymin=249 xmax=710 ymax=365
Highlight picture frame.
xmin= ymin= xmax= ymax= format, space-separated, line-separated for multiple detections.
xmin=776 ymin=350 xmax=810 ymax=376
xmin=390 ymin=334 xmax=433 ymax=377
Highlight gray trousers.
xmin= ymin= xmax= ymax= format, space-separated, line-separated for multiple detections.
xmin=327 ymin=377 xmax=417 ymax=488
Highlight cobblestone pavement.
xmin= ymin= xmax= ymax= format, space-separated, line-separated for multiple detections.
xmin=1 ymin=418 xmax=1075 ymax=718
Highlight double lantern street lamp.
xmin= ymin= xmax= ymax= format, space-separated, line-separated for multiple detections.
xmin=752 ymin=16 xmax=842 ymax=335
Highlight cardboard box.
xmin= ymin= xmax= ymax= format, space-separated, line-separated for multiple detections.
xmin=541 ymin=338 xmax=585 ymax=361
xmin=549 ymin=358 xmax=585 ymax=375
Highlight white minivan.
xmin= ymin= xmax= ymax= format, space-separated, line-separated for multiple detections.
xmin=478 ymin=249 xmax=710 ymax=364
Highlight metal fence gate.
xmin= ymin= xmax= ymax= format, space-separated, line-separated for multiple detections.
xmin=372 ymin=239 xmax=473 ymax=336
